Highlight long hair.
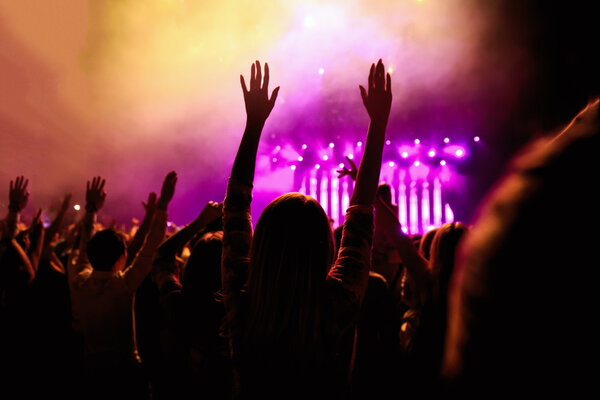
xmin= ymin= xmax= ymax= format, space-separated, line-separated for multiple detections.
xmin=429 ymin=222 xmax=468 ymax=303
xmin=243 ymin=193 xmax=335 ymax=348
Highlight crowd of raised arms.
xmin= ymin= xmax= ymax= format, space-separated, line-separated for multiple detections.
xmin=1 ymin=54 xmax=599 ymax=400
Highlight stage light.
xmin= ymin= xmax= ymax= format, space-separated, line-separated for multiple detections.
xmin=339 ymin=163 xmax=345 ymax=169
xmin=428 ymin=149 xmax=436 ymax=157
xmin=298 ymin=156 xmax=304 ymax=161
xmin=302 ymin=144 xmax=308 ymax=149
xmin=414 ymin=139 xmax=420 ymax=145
xmin=291 ymin=165 xmax=296 ymax=171
xmin=357 ymin=141 xmax=363 ymax=147
xmin=275 ymin=145 xmax=281 ymax=151
xmin=444 ymin=137 xmax=450 ymax=143
xmin=401 ymin=151 xmax=409 ymax=158
xmin=272 ymin=157 xmax=277 ymax=162
xmin=74 ymin=204 xmax=81 ymax=211
xmin=414 ymin=161 xmax=420 ymax=166
xmin=347 ymin=154 xmax=354 ymax=159
xmin=318 ymin=68 xmax=325 ymax=75
xmin=322 ymin=155 xmax=328 ymax=161
xmin=440 ymin=160 xmax=446 ymax=166
xmin=455 ymin=149 xmax=464 ymax=157
xmin=386 ymin=140 xmax=391 ymax=145
xmin=473 ymin=136 xmax=480 ymax=142
xmin=315 ymin=164 xmax=321 ymax=170
xmin=387 ymin=67 xmax=393 ymax=74
xmin=388 ymin=161 xmax=395 ymax=167
xmin=329 ymin=142 xmax=335 ymax=148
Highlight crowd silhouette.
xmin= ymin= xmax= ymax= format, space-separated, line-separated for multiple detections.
xmin=1 ymin=2 xmax=599 ymax=398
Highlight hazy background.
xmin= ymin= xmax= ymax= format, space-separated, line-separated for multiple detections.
xmin=0 ymin=0 xmax=541 ymax=227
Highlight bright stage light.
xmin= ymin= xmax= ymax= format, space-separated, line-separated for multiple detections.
xmin=74 ymin=204 xmax=81 ymax=211
xmin=338 ymin=163 xmax=345 ymax=168
xmin=298 ymin=156 xmax=303 ymax=161
xmin=401 ymin=151 xmax=409 ymax=158
xmin=473 ymin=136 xmax=480 ymax=142
xmin=329 ymin=142 xmax=335 ymax=148
xmin=322 ymin=155 xmax=328 ymax=161
xmin=291 ymin=165 xmax=296 ymax=170
xmin=414 ymin=139 xmax=420 ymax=144
xmin=440 ymin=160 xmax=446 ymax=166
xmin=455 ymin=149 xmax=464 ymax=157
xmin=388 ymin=161 xmax=395 ymax=167
xmin=347 ymin=154 xmax=354 ymax=159
xmin=357 ymin=141 xmax=362 ymax=147
xmin=302 ymin=144 xmax=308 ymax=150
xmin=318 ymin=68 xmax=325 ymax=75
xmin=315 ymin=164 xmax=320 ymax=169
xmin=428 ymin=149 xmax=436 ymax=157
xmin=444 ymin=137 xmax=450 ymax=143
xmin=386 ymin=140 xmax=391 ymax=145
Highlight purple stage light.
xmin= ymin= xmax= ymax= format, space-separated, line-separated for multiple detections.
xmin=315 ymin=164 xmax=320 ymax=169
xmin=414 ymin=139 xmax=420 ymax=144
xmin=298 ymin=156 xmax=304 ymax=161
xmin=440 ymin=160 xmax=446 ymax=166
xmin=388 ymin=161 xmax=395 ymax=167
xmin=473 ymin=136 xmax=480 ymax=142
xmin=302 ymin=144 xmax=308 ymax=149
xmin=386 ymin=140 xmax=391 ymax=145
xmin=275 ymin=145 xmax=281 ymax=152
xmin=347 ymin=154 xmax=354 ymax=159
xmin=428 ymin=149 xmax=436 ymax=157
xmin=401 ymin=151 xmax=409 ymax=158
xmin=357 ymin=141 xmax=363 ymax=147
xmin=414 ymin=160 xmax=420 ymax=166
xmin=444 ymin=137 xmax=450 ymax=143
xmin=455 ymin=149 xmax=464 ymax=157
xmin=322 ymin=155 xmax=328 ymax=161
xmin=338 ymin=163 xmax=345 ymax=168
xmin=272 ymin=157 xmax=278 ymax=162
xmin=329 ymin=142 xmax=335 ymax=148
xmin=291 ymin=165 xmax=296 ymax=170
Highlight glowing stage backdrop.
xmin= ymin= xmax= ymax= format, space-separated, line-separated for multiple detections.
xmin=0 ymin=0 xmax=532 ymax=227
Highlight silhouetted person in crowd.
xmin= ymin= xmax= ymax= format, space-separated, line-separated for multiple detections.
xmin=442 ymin=1 xmax=600 ymax=396
xmin=221 ymin=59 xmax=391 ymax=399
xmin=69 ymin=173 xmax=175 ymax=399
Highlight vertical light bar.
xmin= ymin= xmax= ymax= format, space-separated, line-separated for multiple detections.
xmin=421 ymin=181 xmax=431 ymax=231
xmin=445 ymin=203 xmax=455 ymax=223
xmin=433 ymin=177 xmax=442 ymax=227
xmin=299 ymin=174 xmax=307 ymax=195
xmin=331 ymin=170 xmax=339 ymax=228
xmin=399 ymin=182 xmax=408 ymax=229
xmin=341 ymin=180 xmax=350 ymax=217
xmin=320 ymin=175 xmax=329 ymax=219
xmin=309 ymin=169 xmax=318 ymax=199
xmin=409 ymin=181 xmax=418 ymax=235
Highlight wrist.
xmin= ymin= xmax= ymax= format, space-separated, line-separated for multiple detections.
xmin=8 ymin=203 xmax=22 ymax=213
xmin=85 ymin=203 xmax=98 ymax=213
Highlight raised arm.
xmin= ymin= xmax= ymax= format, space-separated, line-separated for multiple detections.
xmin=158 ymin=201 xmax=222 ymax=259
xmin=328 ymin=59 xmax=392 ymax=304
xmin=43 ymin=193 xmax=71 ymax=249
xmin=27 ymin=209 xmax=45 ymax=272
xmin=126 ymin=192 xmax=157 ymax=266
xmin=222 ymin=61 xmax=279 ymax=310
xmin=2 ymin=176 xmax=29 ymax=239
xmin=337 ymin=155 xmax=358 ymax=180
xmin=123 ymin=171 xmax=176 ymax=291
xmin=73 ymin=177 xmax=106 ymax=278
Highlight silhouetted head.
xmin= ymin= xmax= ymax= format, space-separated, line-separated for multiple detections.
xmin=183 ymin=230 xmax=223 ymax=299
xmin=246 ymin=192 xmax=334 ymax=343
xmin=419 ymin=227 xmax=439 ymax=260
xmin=429 ymin=222 xmax=468 ymax=301
xmin=87 ymin=229 xmax=127 ymax=272
xmin=376 ymin=183 xmax=393 ymax=206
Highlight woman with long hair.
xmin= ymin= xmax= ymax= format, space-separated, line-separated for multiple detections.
xmin=221 ymin=59 xmax=392 ymax=399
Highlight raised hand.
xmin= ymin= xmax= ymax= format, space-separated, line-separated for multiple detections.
xmin=337 ymin=156 xmax=358 ymax=180
xmin=359 ymin=59 xmax=392 ymax=127
xmin=241 ymin=60 xmax=280 ymax=127
xmin=85 ymin=176 xmax=106 ymax=213
xmin=60 ymin=193 xmax=72 ymax=213
xmin=157 ymin=171 xmax=177 ymax=210
xmin=142 ymin=192 xmax=158 ymax=214
xmin=197 ymin=201 xmax=223 ymax=225
xmin=9 ymin=176 xmax=29 ymax=212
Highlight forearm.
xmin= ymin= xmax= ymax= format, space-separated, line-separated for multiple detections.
xmin=351 ymin=121 xmax=386 ymax=206
xmin=28 ymin=230 xmax=44 ymax=271
xmin=157 ymin=215 xmax=205 ymax=259
xmin=11 ymin=239 xmax=35 ymax=283
xmin=127 ymin=209 xmax=155 ymax=265
xmin=4 ymin=211 xmax=20 ymax=239
xmin=230 ymin=121 xmax=263 ymax=186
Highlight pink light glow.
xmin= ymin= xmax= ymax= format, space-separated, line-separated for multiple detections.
xmin=399 ymin=182 xmax=408 ymax=229
xmin=445 ymin=203 xmax=455 ymax=223
xmin=414 ymin=139 xmax=420 ymax=144
xmin=322 ymin=155 xmax=328 ymax=161
xmin=315 ymin=164 xmax=320 ymax=169
xmin=290 ymin=165 xmax=296 ymax=170
xmin=356 ymin=141 xmax=362 ymax=147
xmin=409 ymin=181 xmax=418 ymax=235
xmin=320 ymin=176 xmax=328 ymax=217
xmin=473 ymin=136 xmax=480 ymax=142
xmin=347 ymin=154 xmax=354 ymax=159
xmin=402 ymin=151 xmax=409 ymax=158
xmin=388 ymin=161 xmax=395 ymax=167
xmin=298 ymin=156 xmax=304 ymax=161
xmin=440 ymin=160 xmax=446 ymax=166
xmin=302 ymin=144 xmax=308 ymax=150
xmin=433 ymin=178 xmax=443 ymax=226
xmin=331 ymin=169 xmax=339 ymax=227
xmin=444 ymin=138 xmax=451 ymax=143
xmin=422 ymin=182 xmax=431 ymax=229
xmin=329 ymin=142 xmax=335 ymax=148
xmin=428 ymin=149 xmax=436 ymax=157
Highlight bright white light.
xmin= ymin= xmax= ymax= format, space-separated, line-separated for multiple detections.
xmin=339 ymin=163 xmax=345 ymax=168
xmin=414 ymin=161 xmax=420 ymax=166
xmin=315 ymin=164 xmax=320 ymax=170
xmin=357 ymin=141 xmax=363 ymax=147
xmin=386 ymin=140 xmax=391 ymax=145
xmin=444 ymin=137 xmax=450 ymax=144
xmin=291 ymin=165 xmax=296 ymax=171
xmin=298 ymin=156 xmax=304 ymax=161
xmin=387 ymin=67 xmax=393 ymax=74
xmin=428 ymin=149 xmax=436 ymax=157
xmin=322 ymin=155 xmax=328 ymax=161
xmin=455 ymin=149 xmax=464 ymax=157
xmin=272 ymin=157 xmax=277 ymax=162
xmin=329 ymin=142 xmax=335 ymax=148
xmin=440 ymin=160 xmax=447 ymax=166
xmin=318 ymin=68 xmax=325 ymax=75
xmin=347 ymin=154 xmax=354 ymax=159
xmin=275 ymin=145 xmax=281 ymax=151
xmin=401 ymin=151 xmax=409 ymax=158
xmin=414 ymin=139 xmax=420 ymax=144
xmin=474 ymin=136 xmax=480 ymax=142
xmin=303 ymin=15 xmax=316 ymax=28
xmin=74 ymin=204 xmax=81 ymax=211
xmin=302 ymin=144 xmax=308 ymax=149
xmin=388 ymin=161 xmax=395 ymax=167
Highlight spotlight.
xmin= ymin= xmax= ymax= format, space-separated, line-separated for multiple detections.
xmin=339 ymin=163 xmax=345 ymax=168
xmin=444 ymin=137 xmax=450 ymax=143
xmin=74 ymin=204 xmax=81 ymax=211
xmin=272 ymin=157 xmax=278 ymax=163
xmin=329 ymin=142 xmax=335 ymax=148
xmin=440 ymin=160 xmax=447 ymax=166
xmin=414 ymin=139 xmax=420 ymax=145
xmin=275 ymin=145 xmax=281 ymax=151
xmin=291 ymin=165 xmax=296 ymax=171
xmin=387 ymin=67 xmax=393 ymax=74
xmin=414 ymin=161 xmax=421 ymax=166
xmin=322 ymin=155 xmax=328 ymax=161
xmin=401 ymin=151 xmax=409 ymax=158
xmin=386 ymin=140 xmax=391 ymax=145
xmin=315 ymin=164 xmax=321 ymax=170
xmin=455 ymin=149 xmax=464 ymax=157
xmin=298 ymin=156 xmax=304 ymax=162
xmin=474 ymin=136 xmax=480 ymax=142
xmin=302 ymin=144 xmax=308 ymax=149
xmin=347 ymin=154 xmax=354 ymax=159
xmin=388 ymin=161 xmax=395 ymax=167
xmin=428 ymin=149 xmax=436 ymax=158
xmin=318 ymin=68 xmax=325 ymax=75
xmin=357 ymin=141 xmax=363 ymax=147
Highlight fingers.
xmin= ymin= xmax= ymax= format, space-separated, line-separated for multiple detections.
xmin=263 ymin=62 xmax=270 ymax=91
xmin=255 ymin=60 xmax=262 ymax=89
xmin=368 ymin=63 xmax=375 ymax=92
xmin=269 ymin=86 xmax=280 ymax=109
xmin=386 ymin=72 xmax=392 ymax=96
xmin=250 ymin=62 xmax=256 ymax=90
xmin=240 ymin=75 xmax=249 ymax=95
